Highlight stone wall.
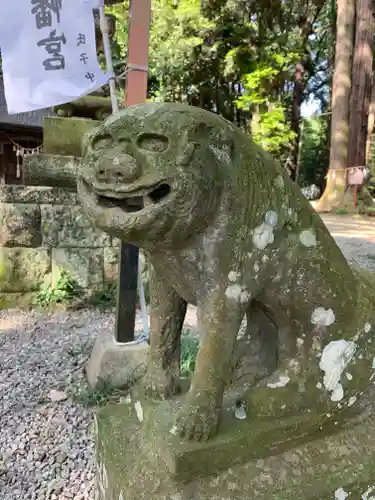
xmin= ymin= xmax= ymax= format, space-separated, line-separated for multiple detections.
xmin=0 ymin=185 xmax=119 ymax=308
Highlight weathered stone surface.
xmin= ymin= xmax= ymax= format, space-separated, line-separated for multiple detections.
xmin=0 ymin=292 xmax=37 ymax=309
xmin=86 ymin=332 xmax=149 ymax=390
xmin=0 ymin=185 xmax=79 ymax=205
xmin=44 ymin=116 xmax=101 ymax=157
xmin=53 ymin=95 xmax=112 ymax=121
xmin=52 ymin=248 xmax=103 ymax=288
xmin=103 ymin=247 xmax=119 ymax=282
xmin=23 ymin=153 xmax=77 ymax=189
xmin=0 ymin=248 xmax=51 ymax=292
xmin=41 ymin=205 xmax=111 ymax=247
xmin=95 ymin=399 xmax=375 ymax=500
xmin=0 ymin=203 xmax=42 ymax=247
xmin=77 ymin=102 xmax=375 ymax=448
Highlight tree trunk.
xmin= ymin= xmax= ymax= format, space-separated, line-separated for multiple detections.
xmin=346 ymin=0 xmax=375 ymax=210
xmin=348 ymin=0 xmax=374 ymax=168
xmin=365 ymin=76 xmax=375 ymax=162
xmin=290 ymin=61 xmax=305 ymax=182
xmin=314 ymin=0 xmax=355 ymax=212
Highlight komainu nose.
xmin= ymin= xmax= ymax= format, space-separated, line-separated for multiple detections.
xmin=95 ymin=155 xmax=141 ymax=183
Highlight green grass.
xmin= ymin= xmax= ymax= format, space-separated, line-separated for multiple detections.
xmin=180 ymin=334 xmax=199 ymax=378
xmin=72 ymin=334 xmax=200 ymax=407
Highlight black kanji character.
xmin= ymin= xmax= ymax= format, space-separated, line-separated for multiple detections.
xmin=85 ymin=72 xmax=95 ymax=82
xmin=37 ymin=29 xmax=66 ymax=71
xmin=31 ymin=0 xmax=62 ymax=29
xmin=77 ymin=33 xmax=86 ymax=46
xmin=80 ymin=53 xmax=88 ymax=64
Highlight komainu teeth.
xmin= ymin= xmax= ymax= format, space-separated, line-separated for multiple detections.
xmin=143 ymin=195 xmax=154 ymax=207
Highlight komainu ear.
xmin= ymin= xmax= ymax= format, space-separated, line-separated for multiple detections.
xmin=178 ymin=121 xmax=234 ymax=166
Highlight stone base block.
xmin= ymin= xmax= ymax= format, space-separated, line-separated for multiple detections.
xmin=95 ymin=399 xmax=375 ymax=500
xmin=85 ymin=331 xmax=149 ymax=390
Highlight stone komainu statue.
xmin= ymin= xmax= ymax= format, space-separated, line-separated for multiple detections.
xmin=77 ymin=103 xmax=375 ymax=442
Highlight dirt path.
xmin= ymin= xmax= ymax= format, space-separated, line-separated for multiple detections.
xmin=320 ymin=214 xmax=375 ymax=272
xmin=321 ymin=213 xmax=375 ymax=243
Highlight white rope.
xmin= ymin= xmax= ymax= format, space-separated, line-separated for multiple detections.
xmin=98 ymin=6 xmax=149 ymax=342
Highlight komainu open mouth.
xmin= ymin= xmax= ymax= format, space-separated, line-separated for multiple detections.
xmin=87 ymin=181 xmax=172 ymax=213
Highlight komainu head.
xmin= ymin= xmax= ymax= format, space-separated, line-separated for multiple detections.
xmin=77 ymin=103 xmax=236 ymax=248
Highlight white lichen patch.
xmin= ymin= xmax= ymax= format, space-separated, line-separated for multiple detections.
xmin=225 ymin=284 xmax=242 ymax=300
xmin=267 ymin=374 xmax=290 ymax=388
xmin=316 ymin=382 xmax=323 ymax=389
xmin=347 ymin=395 xmax=357 ymax=407
xmin=299 ymin=228 xmax=317 ymax=247
xmin=228 ymin=271 xmax=238 ymax=282
xmin=225 ymin=284 xmax=251 ymax=304
xmin=261 ymin=254 xmax=269 ymax=263
xmin=253 ymin=262 xmax=260 ymax=273
xmin=345 ymin=372 xmax=353 ymax=381
xmin=274 ymin=174 xmax=284 ymax=189
xmin=334 ymin=487 xmax=349 ymax=499
xmin=240 ymin=289 xmax=251 ymax=303
xmin=297 ymin=337 xmax=304 ymax=346
xmin=288 ymin=359 xmax=300 ymax=374
xmin=234 ymin=404 xmax=247 ymax=420
xmin=319 ymin=340 xmax=357 ymax=402
xmin=265 ymin=211 xmax=278 ymax=227
xmin=365 ymin=323 xmax=372 ymax=333
xmin=252 ymin=222 xmax=275 ymax=250
xmin=134 ymin=400 xmax=144 ymax=422
xmin=362 ymin=486 xmax=375 ymax=499
xmin=252 ymin=211 xmax=279 ymax=250
xmin=170 ymin=425 xmax=178 ymax=436
xmin=311 ymin=307 xmax=335 ymax=327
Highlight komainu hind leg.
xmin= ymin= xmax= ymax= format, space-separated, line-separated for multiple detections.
xmin=231 ymin=301 xmax=279 ymax=388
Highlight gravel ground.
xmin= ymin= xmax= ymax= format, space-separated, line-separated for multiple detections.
xmin=0 ymin=218 xmax=374 ymax=500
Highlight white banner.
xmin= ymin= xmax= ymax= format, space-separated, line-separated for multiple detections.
xmin=0 ymin=0 xmax=110 ymax=114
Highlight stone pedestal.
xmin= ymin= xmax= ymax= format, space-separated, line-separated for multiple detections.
xmin=85 ymin=331 xmax=149 ymax=390
xmin=94 ymin=398 xmax=375 ymax=500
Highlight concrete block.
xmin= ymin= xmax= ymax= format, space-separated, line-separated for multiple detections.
xmin=85 ymin=330 xmax=149 ymax=390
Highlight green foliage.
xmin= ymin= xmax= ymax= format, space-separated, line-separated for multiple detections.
xmin=35 ymin=268 xmax=81 ymax=308
xmin=298 ymin=114 xmax=330 ymax=190
xmin=105 ymin=0 xmax=333 ymax=181
xmin=87 ymin=279 xmax=150 ymax=310
xmin=71 ymin=378 xmax=129 ymax=407
xmin=180 ymin=335 xmax=199 ymax=378
xmin=88 ymin=281 xmax=117 ymax=310
xmin=235 ymin=52 xmax=297 ymax=156
xmin=71 ymin=335 xmax=199 ymax=408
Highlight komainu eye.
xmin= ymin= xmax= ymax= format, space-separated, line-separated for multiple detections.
xmin=137 ymin=133 xmax=168 ymax=152
xmin=92 ymin=134 xmax=113 ymax=150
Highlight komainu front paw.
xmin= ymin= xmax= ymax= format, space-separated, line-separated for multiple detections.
xmin=143 ymin=367 xmax=180 ymax=400
xmin=176 ymin=394 xmax=221 ymax=441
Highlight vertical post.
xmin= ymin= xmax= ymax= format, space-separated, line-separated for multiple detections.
xmin=114 ymin=0 xmax=151 ymax=343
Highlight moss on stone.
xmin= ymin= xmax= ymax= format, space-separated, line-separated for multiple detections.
xmin=43 ymin=116 xmax=101 ymax=157
xmin=0 ymin=248 xmax=51 ymax=293
xmin=0 ymin=292 xmax=37 ymax=309
xmin=95 ymin=399 xmax=375 ymax=499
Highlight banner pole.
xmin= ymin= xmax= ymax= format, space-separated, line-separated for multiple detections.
xmin=99 ymin=1 xmax=151 ymax=343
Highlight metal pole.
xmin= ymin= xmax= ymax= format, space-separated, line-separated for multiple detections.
xmin=98 ymin=3 xmax=149 ymax=343
xmin=99 ymin=6 xmax=119 ymax=113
